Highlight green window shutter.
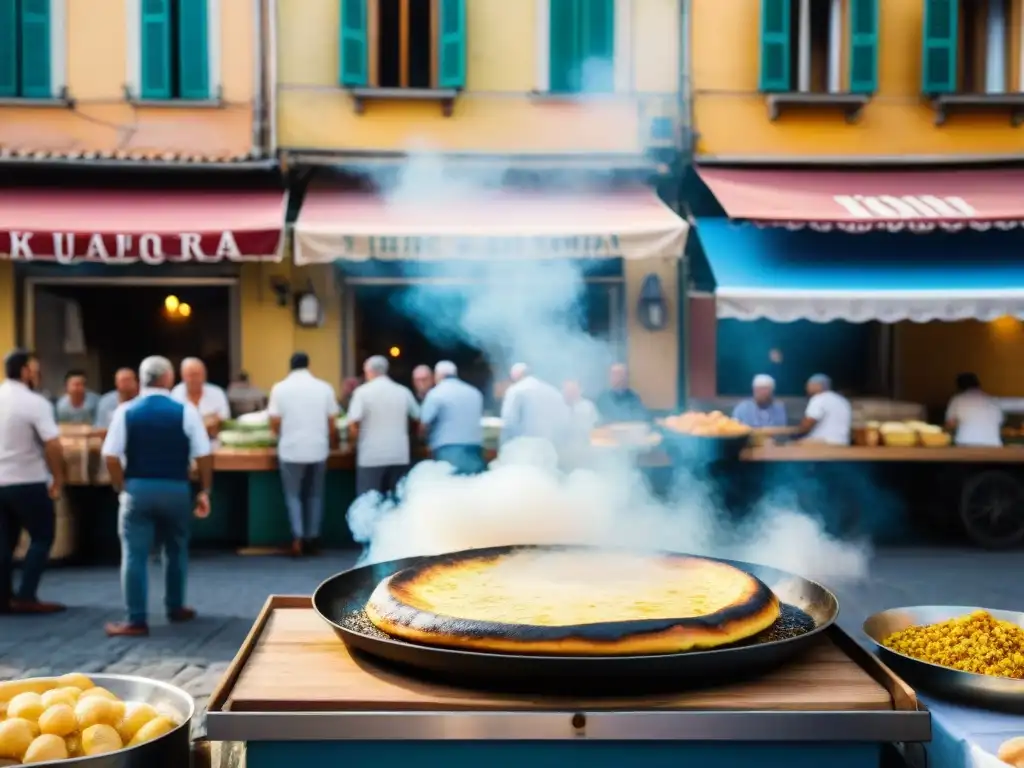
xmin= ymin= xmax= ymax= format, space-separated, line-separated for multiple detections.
xmin=141 ymin=0 xmax=172 ymax=99
xmin=438 ymin=0 xmax=466 ymax=88
xmin=177 ymin=0 xmax=209 ymax=99
xmin=580 ymin=0 xmax=614 ymax=92
xmin=922 ymin=0 xmax=957 ymax=94
xmin=19 ymin=0 xmax=51 ymax=98
xmin=549 ymin=0 xmax=580 ymax=93
xmin=339 ymin=0 xmax=367 ymax=86
xmin=759 ymin=0 xmax=791 ymax=92
xmin=0 ymin=0 xmax=16 ymax=97
xmin=848 ymin=0 xmax=878 ymax=93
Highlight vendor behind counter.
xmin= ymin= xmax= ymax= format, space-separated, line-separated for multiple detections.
xmin=595 ymin=363 xmax=649 ymax=424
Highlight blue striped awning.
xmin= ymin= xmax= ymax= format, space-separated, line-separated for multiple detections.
xmin=696 ymin=218 xmax=1024 ymax=323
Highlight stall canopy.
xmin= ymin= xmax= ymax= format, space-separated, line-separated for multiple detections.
xmin=695 ymin=167 xmax=1024 ymax=232
xmin=293 ymin=188 xmax=687 ymax=265
xmin=0 ymin=189 xmax=287 ymax=263
xmin=696 ymin=218 xmax=1024 ymax=323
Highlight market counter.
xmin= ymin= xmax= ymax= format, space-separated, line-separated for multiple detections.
xmin=206 ymin=596 xmax=929 ymax=768
xmin=743 ymin=444 xmax=1024 ymax=462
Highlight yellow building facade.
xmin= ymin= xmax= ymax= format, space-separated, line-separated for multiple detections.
xmin=275 ymin=0 xmax=685 ymax=408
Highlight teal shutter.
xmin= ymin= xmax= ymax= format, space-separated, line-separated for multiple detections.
xmin=339 ymin=0 xmax=367 ymax=86
xmin=549 ymin=0 xmax=580 ymax=93
xmin=19 ymin=0 xmax=51 ymax=98
xmin=848 ymin=0 xmax=878 ymax=93
xmin=141 ymin=0 xmax=172 ymax=99
xmin=759 ymin=0 xmax=791 ymax=92
xmin=0 ymin=0 xmax=16 ymax=97
xmin=177 ymin=0 xmax=209 ymax=99
xmin=922 ymin=0 xmax=957 ymax=94
xmin=437 ymin=0 xmax=465 ymax=88
xmin=580 ymin=0 xmax=614 ymax=92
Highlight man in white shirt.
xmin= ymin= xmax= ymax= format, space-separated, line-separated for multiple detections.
xmin=348 ymin=355 xmax=419 ymax=499
xmin=797 ymin=373 xmax=852 ymax=446
xmin=0 ymin=349 xmax=66 ymax=615
xmin=268 ymin=352 xmax=339 ymax=557
xmin=500 ymin=363 xmax=571 ymax=448
xmin=945 ymin=372 xmax=1003 ymax=447
xmin=171 ymin=357 xmax=231 ymax=437
xmin=101 ymin=356 xmax=212 ymax=637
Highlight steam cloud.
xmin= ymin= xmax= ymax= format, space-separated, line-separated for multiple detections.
xmin=346 ymin=152 xmax=872 ymax=585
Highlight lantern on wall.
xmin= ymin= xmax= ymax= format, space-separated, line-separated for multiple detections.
xmin=637 ymin=273 xmax=668 ymax=331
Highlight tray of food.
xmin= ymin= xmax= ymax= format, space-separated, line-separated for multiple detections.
xmin=0 ymin=672 xmax=193 ymax=766
xmin=657 ymin=412 xmax=752 ymax=462
xmin=590 ymin=422 xmax=662 ymax=450
xmin=864 ymin=606 xmax=1024 ymax=712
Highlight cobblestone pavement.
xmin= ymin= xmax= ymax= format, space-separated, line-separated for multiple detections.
xmin=1 ymin=547 xmax=1023 ymax=737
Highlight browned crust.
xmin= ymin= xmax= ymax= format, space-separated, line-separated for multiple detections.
xmin=365 ymin=547 xmax=781 ymax=656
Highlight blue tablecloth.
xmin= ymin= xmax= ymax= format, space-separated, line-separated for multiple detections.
xmin=923 ymin=695 xmax=1023 ymax=768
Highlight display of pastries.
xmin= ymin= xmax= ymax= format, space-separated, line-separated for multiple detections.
xmin=660 ymin=411 xmax=752 ymax=437
xmin=0 ymin=673 xmax=182 ymax=763
xmin=365 ymin=546 xmax=781 ymax=656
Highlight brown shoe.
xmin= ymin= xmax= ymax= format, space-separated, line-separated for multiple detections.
xmin=168 ymin=607 xmax=197 ymax=623
xmin=105 ymin=622 xmax=149 ymax=637
xmin=290 ymin=538 xmax=303 ymax=557
xmin=303 ymin=538 xmax=320 ymax=556
xmin=10 ymin=599 xmax=66 ymax=614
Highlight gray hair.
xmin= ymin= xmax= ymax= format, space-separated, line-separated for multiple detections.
xmin=752 ymin=374 xmax=776 ymax=390
xmin=510 ymin=362 xmax=529 ymax=380
xmin=365 ymin=355 xmax=389 ymax=375
xmin=434 ymin=360 xmax=457 ymax=379
xmin=180 ymin=356 xmax=205 ymax=373
xmin=139 ymin=356 xmax=174 ymax=388
xmin=808 ymin=373 xmax=832 ymax=390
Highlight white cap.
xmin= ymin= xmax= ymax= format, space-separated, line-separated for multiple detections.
xmin=752 ymin=374 xmax=776 ymax=390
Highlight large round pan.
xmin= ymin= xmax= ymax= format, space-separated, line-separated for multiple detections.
xmin=313 ymin=545 xmax=838 ymax=692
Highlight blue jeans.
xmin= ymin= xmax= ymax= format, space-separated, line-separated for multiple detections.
xmin=0 ymin=483 xmax=54 ymax=605
xmin=118 ymin=479 xmax=192 ymax=626
xmin=279 ymin=461 xmax=327 ymax=539
xmin=432 ymin=444 xmax=486 ymax=475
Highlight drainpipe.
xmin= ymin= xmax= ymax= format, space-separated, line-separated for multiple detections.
xmin=679 ymin=0 xmax=692 ymax=407
xmin=986 ymin=0 xmax=1007 ymax=94
xmin=252 ymin=0 xmax=264 ymax=155
xmin=268 ymin=0 xmax=279 ymax=157
xmin=798 ymin=0 xmax=811 ymax=92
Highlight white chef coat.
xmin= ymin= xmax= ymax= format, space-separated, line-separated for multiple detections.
xmin=267 ymin=369 xmax=339 ymax=464
xmin=170 ymin=383 xmax=231 ymax=420
xmin=500 ymin=376 xmax=571 ymax=445
xmin=804 ymin=390 xmax=852 ymax=446
xmin=0 ymin=380 xmax=60 ymax=486
xmin=946 ymin=390 xmax=1003 ymax=447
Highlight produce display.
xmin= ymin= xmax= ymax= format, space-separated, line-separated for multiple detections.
xmin=220 ymin=413 xmax=277 ymax=449
xmin=869 ymin=420 xmax=951 ymax=447
xmin=0 ymin=673 xmax=182 ymax=763
xmin=660 ymin=411 xmax=752 ymax=437
xmin=1000 ymin=736 xmax=1024 ymax=767
xmin=365 ymin=547 xmax=781 ymax=655
xmin=882 ymin=610 xmax=1024 ymax=679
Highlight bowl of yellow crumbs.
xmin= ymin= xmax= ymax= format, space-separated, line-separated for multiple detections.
xmin=864 ymin=606 xmax=1024 ymax=712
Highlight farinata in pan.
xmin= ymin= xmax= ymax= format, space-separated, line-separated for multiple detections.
xmin=364 ymin=547 xmax=781 ymax=655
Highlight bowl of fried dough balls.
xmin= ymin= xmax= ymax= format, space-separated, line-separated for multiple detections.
xmin=0 ymin=672 xmax=193 ymax=766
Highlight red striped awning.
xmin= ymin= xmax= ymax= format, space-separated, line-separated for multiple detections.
xmin=696 ymin=167 xmax=1024 ymax=233
xmin=0 ymin=189 xmax=286 ymax=263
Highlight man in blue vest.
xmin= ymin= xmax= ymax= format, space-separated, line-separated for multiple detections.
xmin=101 ymin=355 xmax=213 ymax=637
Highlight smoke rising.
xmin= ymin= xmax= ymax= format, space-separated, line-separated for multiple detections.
xmin=346 ymin=151 xmax=872 ymax=585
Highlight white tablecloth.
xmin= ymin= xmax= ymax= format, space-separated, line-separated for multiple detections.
xmin=923 ymin=695 xmax=1023 ymax=768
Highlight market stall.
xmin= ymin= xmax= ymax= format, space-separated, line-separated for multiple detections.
xmin=689 ymin=166 xmax=1024 ymax=549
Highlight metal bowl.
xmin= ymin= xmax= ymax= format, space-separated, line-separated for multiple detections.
xmin=863 ymin=605 xmax=1024 ymax=712
xmin=13 ymin=673 xmax=194 ymax=768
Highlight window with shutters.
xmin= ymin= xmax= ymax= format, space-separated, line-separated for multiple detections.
xmin=759 ymin=0 xmax=877 ymax=122
xmin=549 ymin=0 xmax=615 ymax=94
xmin=922 ymin=0 xmax=1024 ymax=126
xmin=139 ymin=0 xmax=210 ymax=101
xmin=339 ymin=0 xmax=466 ymax=114
xmin=0 ymin=0 xmax=52 ymax=99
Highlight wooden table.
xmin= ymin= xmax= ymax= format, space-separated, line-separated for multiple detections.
xmin=207 ymin=596 xmax=929 ymax=768
xmin=743 ymin=444 xmax=1024 ymax=463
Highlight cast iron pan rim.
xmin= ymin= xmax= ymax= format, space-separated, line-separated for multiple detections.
xmin=312 ymin=544 xmax=839 ymax=663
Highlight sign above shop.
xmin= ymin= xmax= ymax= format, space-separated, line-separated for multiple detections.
xmin=6 ymin=230 xmax=248 ymax=264
xmin=336 ymin=235 xmax=626 ymax=261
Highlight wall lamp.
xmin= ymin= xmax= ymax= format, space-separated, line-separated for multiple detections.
xmin=637 ymin=273 xmax=668 ymax=331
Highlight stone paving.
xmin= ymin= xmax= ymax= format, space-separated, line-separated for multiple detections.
xmin=1 ymin=547 xmax=1023 ymax=738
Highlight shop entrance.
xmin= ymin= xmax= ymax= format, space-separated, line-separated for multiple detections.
xmin=27 ymin=278 xmax=235 ymax=399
